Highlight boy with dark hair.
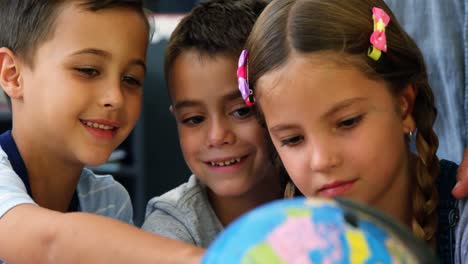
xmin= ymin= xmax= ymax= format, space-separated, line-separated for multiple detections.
xmin=0 ymin=1 xmax=201 ymax=263
xmin=142 ymin=0 xmax=284 ymax=247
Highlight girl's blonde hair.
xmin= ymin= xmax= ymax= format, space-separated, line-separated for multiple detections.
xmin=246 ymin=0 xmax=440 ymax=246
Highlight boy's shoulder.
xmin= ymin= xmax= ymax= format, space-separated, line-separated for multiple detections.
xmin=0 ymin=146 xmax=35 ymax=218
xmin=143 ymin=175 xmax=223 ymax=247
xmin=78 ymin=168 xmax=126 ymax=192
xmin=77 ymin=168 xmax=133 ymax=224
xmin=145 ymin=175 xmax=207 ymax=216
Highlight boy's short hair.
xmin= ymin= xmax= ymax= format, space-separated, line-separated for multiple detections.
xmin=0 ymin=0 xmax=147 ymax=68
xmin=164 ymin=0 xmax=269 ymax=83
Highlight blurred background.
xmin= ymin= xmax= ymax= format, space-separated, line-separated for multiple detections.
xmin=116 ymin=0 xmax=207 ymax=225
xmin=126 ymin=0 xmax=199 ymax=225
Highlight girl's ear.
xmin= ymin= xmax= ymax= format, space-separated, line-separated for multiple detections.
xmin=400 ymin=84 xmax=417 ymax=134
xmin=0 ymin=48 xmax=23 ymax=100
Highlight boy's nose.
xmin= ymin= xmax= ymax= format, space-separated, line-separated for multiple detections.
xmin=207 ymin=120 xmax=235 ymax=148
xmin=101 ymin=80 xmax=124 ymax=109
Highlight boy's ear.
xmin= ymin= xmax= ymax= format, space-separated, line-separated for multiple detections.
xmin=400 ymin=84 xmax=417 ymax=134
xmin=0 ymin=48 xmax=23 ymax=99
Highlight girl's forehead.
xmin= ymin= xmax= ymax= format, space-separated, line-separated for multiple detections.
xmin=256 ymin=57 xmax=393 ymax=117
xmin=255 ymin=53 xmax=355 ymax=95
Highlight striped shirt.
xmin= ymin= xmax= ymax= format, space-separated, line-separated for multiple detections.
xmin=0 ymin=129 xmax=133 ymax=236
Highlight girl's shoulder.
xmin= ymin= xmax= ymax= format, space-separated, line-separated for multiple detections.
xmin=437 ymin=159 xmax=458 ymax=198
xmin=439 ymin=159 xmax=458 ymax=179
xmin=437 ymin=159 xmax=468 ymax=263
xmin=455 ymin=198 xmax=468 ymax=263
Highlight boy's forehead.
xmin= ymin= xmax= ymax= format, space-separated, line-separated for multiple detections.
xmin=171 ymin=90 xmax=246 ymax=116
xmin=169 ymin=51 xmax=240 ymax=103
xmin=36 ymin=2 xmax=148 ymax=59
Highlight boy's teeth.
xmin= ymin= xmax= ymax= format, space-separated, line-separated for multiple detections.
xmin=83 ymin=121 xmax=114 ymax=130
xmin=210 ymin=157 xmax=242 ymax=167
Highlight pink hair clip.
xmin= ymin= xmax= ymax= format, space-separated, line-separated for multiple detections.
xmin=237 ymin=50 xmax=255 ymax=106
xmin=368 ymin=7 xmax=390 ymax=61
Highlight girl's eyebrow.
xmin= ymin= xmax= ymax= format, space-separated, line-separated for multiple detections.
xmin=270 ymin=123 xmax=299 ymax=134
xmin=321 ymin=97 xmax=367 ymax=119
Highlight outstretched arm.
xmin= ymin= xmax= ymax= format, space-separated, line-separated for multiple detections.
xmin=452 ymin=147 xmax=468 ymax=199
xmin=0 ymin=204 xmax=203 ymax=264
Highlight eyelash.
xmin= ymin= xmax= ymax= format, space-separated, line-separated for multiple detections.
xmin=75 ymin=67 xmax=99 ymax=78
xmin=279 ymin=115 xmax=364 ymax=147
xmin=122 ymin=75 xmax=142 ymax=87
xmin=280 ymin=135 xmax=304 ymax=147
xmin=231 ymin=106 xmax=253 ymax=119
xmin=74 ymin=68 xmax=143 ymax=88
xmin=181 ymin=116 xmax=204 ymax=126
xmin=337 ymin=115 xmax=363 ymax=129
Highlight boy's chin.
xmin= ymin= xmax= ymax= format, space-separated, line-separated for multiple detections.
xmin=85 ymin=159 xmax=109 ymax=167
xmin=210 ymin=182 xmax=254 ymax=198
xmin=79 ymin=151 xmax=113 ymax=167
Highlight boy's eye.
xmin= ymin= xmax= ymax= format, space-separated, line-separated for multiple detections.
xmin=338 ymin=115 xmax=363 ymax=129
xmin=75 ymin=67 xmax=99 ymax=77
xmin=182 ymin=116 xmax=204 ymax=125
xmin=231 ymin=106 xmax=252 ymax=119
xmin=280 ymin=135 xmax=304 ymax=147
xmin=122 ymin=75 xmax=143 ymax=88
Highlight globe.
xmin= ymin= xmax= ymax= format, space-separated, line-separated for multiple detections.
xmin=202 ymin=197 xmax=436 ymax=264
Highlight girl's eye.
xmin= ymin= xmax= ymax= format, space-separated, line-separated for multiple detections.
xmin=231 ymin=106 xmax=253 ymax=119
xmin=75 ymin=67 xmax=99 ymax=77
xmin=182 ymin=116 xmax=204 ymax=125
xmin=122 ymin=75 xmax=143 ymax=87
xmin=338 ymin=115 xmax=363 ymax=129
xmin=280 ymin=135 xmax=304 ymax=147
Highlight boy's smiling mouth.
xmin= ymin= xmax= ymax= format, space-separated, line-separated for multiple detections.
xmin=206 ymin=156 xmax=247 ymax=167
xmin=80 ymin=119 xmax=120 ymax=140
xmin=81 ymin=120 xmax=116 ymax=130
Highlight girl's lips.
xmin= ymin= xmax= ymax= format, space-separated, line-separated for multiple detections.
xmin=318 ymin=179 xmax=357 ymax=198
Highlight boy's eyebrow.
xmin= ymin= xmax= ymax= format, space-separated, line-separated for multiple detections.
xmin=174 ymin=88 xmax=243 ymax=110
xmin=222 ymin=89 xmax=244 ymax=102
xmin=70 ymin=48 xmax=111 ymax=58
xmin=70 ymin=48 xmax=147 ymax=72
xmin=129 ymin=58 xmax=147 ymax=73
xmin=173 ymin=100 xmax=201 ymax=110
